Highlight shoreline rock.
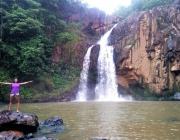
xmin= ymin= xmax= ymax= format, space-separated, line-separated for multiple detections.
xmin=0 ymin=110 xmax=39 ymax=134
xmin=0 ymin=110 xmax=64 ymax=140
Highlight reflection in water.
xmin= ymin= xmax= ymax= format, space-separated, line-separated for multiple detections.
xmin=8 ymin=101 xmax=180 ymax=139
xmin=95 ymin=102 xmax=119 ymax=137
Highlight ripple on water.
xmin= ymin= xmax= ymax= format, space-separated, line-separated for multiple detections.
xmin=19 ymin=101 xmax=180 ymax=139
xmin=91 ymin=137 xmax=129 ymax=140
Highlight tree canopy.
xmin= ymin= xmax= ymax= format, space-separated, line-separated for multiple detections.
xmin=0 ymin=0 xmax=84 ymax=100
xmin=0 ymin=0 xmax=83 ymax=78
xmin=114 ymin=0 xmax=175 ymax=19
xmin=0 ymin=0 xmax=175 ymax=100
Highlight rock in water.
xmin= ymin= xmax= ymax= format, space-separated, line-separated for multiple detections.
xmin=174 ymin=92 xmax=180 ymax=100
xmin=0 ymin=110 xmax=39 ymax=134
xmin=39 ymin=116 xmax=64 ymax=135
xmin=91 ymin=137 xmax=108 ymax=140
xmin=40 ymin=116 xmax=63 ymax=126
xmin=29 ymin=136 xmax=56 ymax=140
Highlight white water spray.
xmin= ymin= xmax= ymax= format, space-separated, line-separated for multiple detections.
xmin=95 ymin=25 xmax=120 ymax=101
xmin=76 ymin=25 xmax=130 ymax=101
xmin=76 ymin=46 xmax=93 ymax=101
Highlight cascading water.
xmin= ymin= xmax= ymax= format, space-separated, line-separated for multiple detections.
xmin=95 ymin=25 xmax=120 ymax=101
xmin=76 ymin=46 xmax=93 ymax=101
xmin=76 ymin=25 xmax=128 ymax=101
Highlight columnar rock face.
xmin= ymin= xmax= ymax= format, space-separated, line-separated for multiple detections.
xmin=110 ymin=0 xmax=180 ymax=94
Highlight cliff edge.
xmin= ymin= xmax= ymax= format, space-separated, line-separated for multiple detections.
xmin=110 ymin=0 xmax=180 ymax=94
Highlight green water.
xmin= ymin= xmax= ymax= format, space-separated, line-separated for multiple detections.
xmin=2 ymin=101 xmax=180 ymax=140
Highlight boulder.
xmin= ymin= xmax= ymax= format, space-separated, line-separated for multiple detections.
xmin=39 ymin=116 xmax=64 ymax=135
xmin=40 ymin=116 xmax=63 ymax=126
xmin=174 ymin=92 xmax=180 ymax=100
xmin=0 ymin=130 xmax=24 ymax=140
xmin=0 ymin=110 xmax=39 ymax=134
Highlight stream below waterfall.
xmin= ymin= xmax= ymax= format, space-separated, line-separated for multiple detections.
xmin=2 ymin=101 xmax=180 ymax=139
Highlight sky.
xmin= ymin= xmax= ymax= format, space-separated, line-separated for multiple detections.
xmin=81 ymin=0 xmax=131 ymax=14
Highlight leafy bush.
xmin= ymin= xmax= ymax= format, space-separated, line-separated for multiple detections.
xmin=0 ymin=69 xmax=11 ymax=101
xmin=56 ymin=32 xmax=80 ymax=44
xmin=53 ymin=67 xmax=80 ymax=92
xmin=20 ymin=87 xmax=33 ymax=99
xmin=33 ymin=93 xmax=43 ymax=99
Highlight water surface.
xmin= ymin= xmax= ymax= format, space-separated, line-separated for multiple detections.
xmin=6 ymin=101 xmax=180 ymax=139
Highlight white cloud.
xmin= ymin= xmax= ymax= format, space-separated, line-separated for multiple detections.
xmin=82 ymin=0 xmax=131 ymax=14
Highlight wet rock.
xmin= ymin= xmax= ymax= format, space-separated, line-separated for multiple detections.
xmin=167 ymin=36 xmax=175 ymax=51
xmin=174 ymin=92 xmax=180 ymax=100
xmin=165 ymin=117 xmax=180 ymax=122
xmin=89 ymin=44 xmax=100 ymax=75
xmin=0 ymin=130 xmax=24 ymax=140
xmin=25 ymin=133 xmax=33 ymax=139
xmin=39 ymin=116 xmax=64 ymax=135
xmin=40 ymin=116 xmax=63 ymax=126
xmin=0 ymin=110 xmax=39 ymax=134
xmin=29 ymin=136 xmax=56 ymax=140
xmin=115 ymin=45 xmax=132 ymax=64
xmin=91 ymin=137 xmax=108 ymax=140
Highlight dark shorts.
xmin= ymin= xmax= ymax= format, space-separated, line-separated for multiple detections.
xmin=10 ymin=93 xmax=19 ymax=97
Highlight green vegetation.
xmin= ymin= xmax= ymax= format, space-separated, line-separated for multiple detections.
xmin=0 ymin=68 xmax=11 ymax=100
xmin=128 ymin=84 xmax=159 ymax=101
xmin=53 ymin=67 xmax=80 ymax=93
xmin=114 ymin=0 xmax=175 ymax=19
xmin=119 ymin=84 xmax=174 ymax=101
xmin=125 ymin=38 xmax=136 ymax=47
xmin=0 ymin=0 xmax=85 ymax=101
xmin=0 ymin=0 xmax=176 ymax=101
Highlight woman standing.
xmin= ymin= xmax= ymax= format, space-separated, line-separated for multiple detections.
xmin=0 ymin=78 xmax=33 ymax=112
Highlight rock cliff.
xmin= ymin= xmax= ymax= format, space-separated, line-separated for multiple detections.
xmin=52 ymin=6 xmax=119 ymax=64
xmin=110 ymin=0 xmax=180 ymax=94
xmin=69 ymin=7 xmax=119 ymax=36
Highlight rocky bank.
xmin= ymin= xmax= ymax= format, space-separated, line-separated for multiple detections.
xmin=0 ymin=110 xmax=64 ymax=140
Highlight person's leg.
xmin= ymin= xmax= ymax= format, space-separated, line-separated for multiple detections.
xmin=15 ymin=96 xmax=20 ymax=112
xmin=9 ymin=94 xmax=13 ymax=110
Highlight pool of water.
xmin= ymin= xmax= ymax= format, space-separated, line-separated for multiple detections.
xmin=3 ymin=101 xmax=180 ymax=139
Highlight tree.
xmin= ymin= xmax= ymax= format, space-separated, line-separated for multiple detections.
xmin=114 ymin=0 xmax=175 ymax=19
xmin=0 ymin=0 xmax=85 ymax=98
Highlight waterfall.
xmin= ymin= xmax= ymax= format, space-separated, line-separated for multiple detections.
xmin=76 ymin=46 xmax=93 ymax=101
xmin=76 ymin=24 xmax=128 ymax=102
xmin=95 ymin=25 xmax=120 ymax=101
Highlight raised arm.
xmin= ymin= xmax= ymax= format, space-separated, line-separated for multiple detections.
xmin=0 ymin=82 xmax=11 ymax=85
xmin=20 ymin=80 xmax=33 ymax=85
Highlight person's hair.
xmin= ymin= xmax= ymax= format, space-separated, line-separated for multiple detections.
xmin=14 ymin=78 xmax=18 ymax=83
